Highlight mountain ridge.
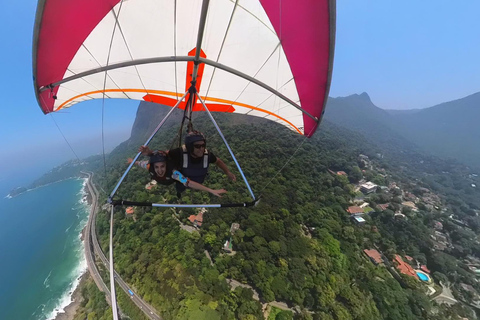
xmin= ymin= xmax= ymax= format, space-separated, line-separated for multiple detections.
xmin=324 ymin=91 xmax=480 ymax=169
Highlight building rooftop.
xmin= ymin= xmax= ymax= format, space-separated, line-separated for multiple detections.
xmin=362 ymin=182 xmax=378 ymax=189
xmin=364 ymin=249 xmax=383 ymax=265
xmin=230 ymin=223 xmax=240 ymax=234
xmin=378 ymin=203 xmax=389 ymax=211
xmin=188 ymin=211 xmax=204 ymax=226
xmin=393 ymin=255 xmax=417 ymax=277
xmin=347 ymin=206 xmax=364 ymax=215
xmin=402 ymin=201 xmax=418 ymax=210
xmin=420 ymin=265 xmax=431 ymax=274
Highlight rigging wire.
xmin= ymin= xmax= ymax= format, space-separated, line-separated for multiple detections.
xmin=101 ymin=3 xmax=127 ymax=319
xmin=170 ymin=87 xmax=196 ymax=150
xmin=49 ymin=114 xmax=81 ymax=162
xmin=101 ymin=101 xmax=108 ymax=184
xmin=197 ymin=94 xmax=256 ymax=200
xmin=100 ymin=2 xmax=126 ymax=183
xmin=204 ymin=0 xmax=238 ymax=99
xmin=258 ymin=125 xmax=315 ymax=195
xmin=174 ymin=0 xmax=178 ymax=101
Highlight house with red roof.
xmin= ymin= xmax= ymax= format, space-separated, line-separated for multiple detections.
xmin=393 ymin=254 xmax=417 ymax=277
xmin=364 ymin=249 xmax=383 ymax=265
xmin=420 ymin=265 xmax=431 ymax=274
xmin=347 ymin=206 xmax=364 ymax=216
xmin=188 ymin=211 xmax=204 ymax=227
xmin=125 ymin=207 xmax=134 ymax=215
xmin=377 ymin=203 xmax=389 ymax=211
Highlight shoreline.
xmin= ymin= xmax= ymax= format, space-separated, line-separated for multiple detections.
xmin=52 ymin=273 xmax=88 ymax=320
xmin=5 ymin=177 xmax=80 ymax=199
xmin=52 ymin=176 xmax=92 ymax=320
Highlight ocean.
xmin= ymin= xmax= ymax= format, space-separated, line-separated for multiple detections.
xmin=0 ymin=178 xmax=89 ymax=320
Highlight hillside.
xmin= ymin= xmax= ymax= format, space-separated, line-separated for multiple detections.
xmin=92 ymin=105 xmax=424 ymax=319
xmin=324 ymin=92 xmax=480 ymax=169
xmin=60 ymin=98 xmax=480 ymax=320
xmin=394 ymin=92 xmax=480 ymax=166
xmin=323 ymin=93 xmax=423 ymax=157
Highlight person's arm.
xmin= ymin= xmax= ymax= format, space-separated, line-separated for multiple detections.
xmin=172 ymin=170 xmax=227 ymax=197
xmin=138 ymin=145 xmax=154 ymax=156
xmin=188 ymin=180 xmax=227 ymax=197
xmin=215 ymin=158 xmax=236 ymax=181
xmin=127 ymin=158 xmax=149 ymax=169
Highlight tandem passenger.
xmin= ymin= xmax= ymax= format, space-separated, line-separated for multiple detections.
xmin=140 ymin=130 xmax=236 ymax=197
xmin=128 ymin=150 xmax=227 ymax=197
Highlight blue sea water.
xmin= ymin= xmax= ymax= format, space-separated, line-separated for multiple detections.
xmin=0 ymin=178 xmax=89 ymax=320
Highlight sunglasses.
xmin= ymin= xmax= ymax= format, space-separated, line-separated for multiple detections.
xmin=193 ymin=143 xmax=206 ymax=149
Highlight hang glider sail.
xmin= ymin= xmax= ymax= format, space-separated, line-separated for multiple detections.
xmin=33 ymin=0 xmax=336 ymax=138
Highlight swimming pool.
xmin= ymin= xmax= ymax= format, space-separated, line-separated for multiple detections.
xmin=416 ymin=271 xmax=429 ymax=281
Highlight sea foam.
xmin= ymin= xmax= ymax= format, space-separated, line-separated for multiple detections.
xmin=43 ymin=178 xmax=90 ymax=320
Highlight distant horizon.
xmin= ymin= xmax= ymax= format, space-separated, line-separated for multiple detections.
xmin=330 ymin=89 xmax=480 ymax=111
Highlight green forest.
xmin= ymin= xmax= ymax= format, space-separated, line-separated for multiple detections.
xmin=39 ymin=111 xmax=480 ymax=319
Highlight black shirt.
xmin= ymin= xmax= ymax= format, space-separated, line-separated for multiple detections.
xmin=168 ymin=147 xmax=217 ymax=170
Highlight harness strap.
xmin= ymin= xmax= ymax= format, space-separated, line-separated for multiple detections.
xmin=203 ymin=149 xmax=209 ymax=168
xmin=182 ymin=145 xmax=188 ymax=168
xmin=182 ymin=145 xmax=209 ymax=169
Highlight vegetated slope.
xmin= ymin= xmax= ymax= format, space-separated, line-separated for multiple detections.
xmin=324 ymin=93 xmax=421 ymax=156
xmin=93 ymin=103 xmax=436 ymax=319
xmin=393 ymin=92 xmax=480 ymax=167
xmin=324 ymin=92 xmax=480 ymax=170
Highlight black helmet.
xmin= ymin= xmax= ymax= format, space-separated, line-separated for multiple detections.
xmin=185 ymin=131 xmax=206 ymax=153
xmin=149 ymin=151 xmax=167 ymax=164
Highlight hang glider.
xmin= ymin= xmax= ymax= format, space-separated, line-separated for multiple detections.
xmin=33 ymin=0 xmax=336 ymax=138
xmin=33 ymin=1 xmax=336 ymax=319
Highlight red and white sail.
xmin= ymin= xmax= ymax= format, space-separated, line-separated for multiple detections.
xmin=33 ymin=0 xmax=335 ymax=137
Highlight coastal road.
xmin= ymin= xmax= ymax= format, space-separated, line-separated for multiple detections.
xmin=82 ymin=172 xmax=111 ymax=298
xmin=82 ymin=172 xmax=161 ymax=320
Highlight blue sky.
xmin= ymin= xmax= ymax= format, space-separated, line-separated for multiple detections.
xmin=1 ymin=1 xmax=480 ymax=188
xmin=0 ymin=1 xmax=137 ymax=188
xmin=331 ymin=1 xmax=480 ymax=110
